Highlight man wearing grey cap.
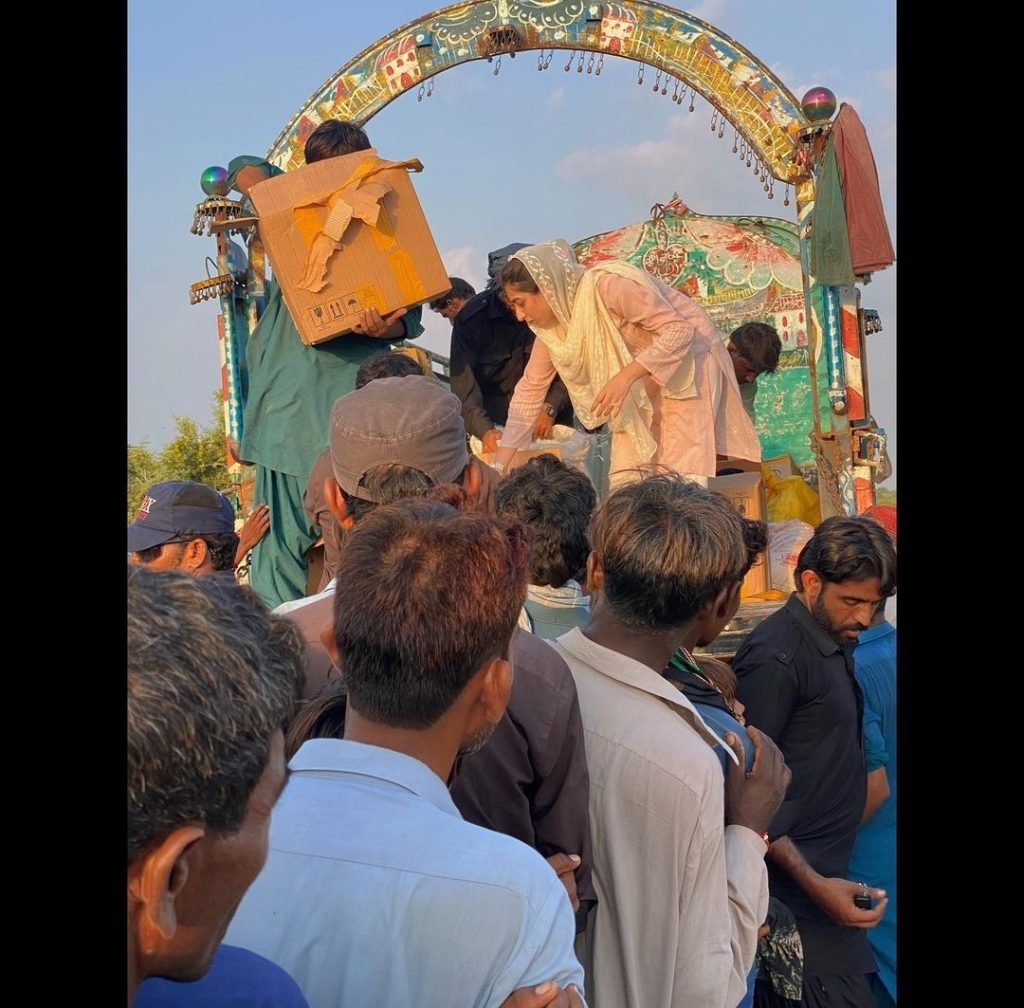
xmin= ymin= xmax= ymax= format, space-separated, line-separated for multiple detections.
xmin=276 ymin=373 xmax=596 ymax=932
xmin=450 ymin=244 xmax=574 ymax=453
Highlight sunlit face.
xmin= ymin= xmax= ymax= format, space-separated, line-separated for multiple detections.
xmin=806 ymin=575 xmax=885 ymax=646
xmin=129 ymin=541 xmax=187 ymax=570
xmin=728 ymin=343 xmax=760 ymax=384
xmin=432 ymin=296 xmax=468 ymax=323
xmin=503 ymin=286 xmax=557 ymax=328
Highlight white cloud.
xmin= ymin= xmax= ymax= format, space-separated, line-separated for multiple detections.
xmin=439 ymin=245 xmax=486 ymax=293
xmin=545 ymin=87 xmax=566 ymax=110
xmin=554 ymin=111 xmax=784 ymax=216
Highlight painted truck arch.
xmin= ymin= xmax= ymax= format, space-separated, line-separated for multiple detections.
xmin=266 ymin=0 xmax=812 ymax=185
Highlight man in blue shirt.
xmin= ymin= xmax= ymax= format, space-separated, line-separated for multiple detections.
xmin=847 ymin=600 xmax=897 ymax=1008
xmin=226 ymin=498 xmax=586 ymax=1006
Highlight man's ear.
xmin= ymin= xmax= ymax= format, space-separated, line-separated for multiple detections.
xmin=324 ymin=478 xmax=355 ymax=531
xmin=319 ymin=620 xmax=342 ymax=671
xmin=129 ymin=825 xmax=205 ymax=946
xmin=586 ymin=551 xmax=603 ymax=592
xmin=799 ymin=569 xmax=822 ymax=598
xmin=476 ymin=655 xmax=513 ymax=725
xmin=461 ymin=461 xmax=482 ymax=508
xmin=179 ymin=538 xmax=208 ymax=573
xmin=719 ymin=580 xmax=742 ymax=619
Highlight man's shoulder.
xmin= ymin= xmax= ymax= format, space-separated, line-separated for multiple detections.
xmin=560 ymin=651 xmax=722 ymax=785
xmin=732 ymin=602 xmax=805 ymax=673
xmin=511 ymin=627 xmax=576 ymax=696
xmin=454 ymin=290 xmax=495 ymax=328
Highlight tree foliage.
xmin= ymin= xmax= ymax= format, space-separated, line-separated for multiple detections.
xmin=127 ymin=393 xmax=231 ymax=521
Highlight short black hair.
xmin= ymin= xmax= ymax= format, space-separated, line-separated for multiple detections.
xmin=590 ymin=473 xmax=746 ymax=631
xmin=133 ymin=531 xmax=239 ymax=571
xmin=795 ymin=515 xmax=897 ymax=595
xmin=429 ymin=277 xmax=476 ymax=311
xmin=340 ymin=463 xmax=437 ymax=524
xmin=730 ymin=322 xmax=782 ymax=374
xmin=495 ymin=454 xmax=596 ymax=587
xmin=354 ymin=350 xmax=425 ymax=389
xmin=304 ymin=120 xmax=371 ymax=164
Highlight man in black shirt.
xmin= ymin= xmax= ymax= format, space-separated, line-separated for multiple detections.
xmin=732 ymin=515 xmax=896 ymax=1008
xmin=450 ymin=244 xmax=573 ymax=452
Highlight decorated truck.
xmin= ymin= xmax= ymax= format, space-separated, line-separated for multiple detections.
xmin=189 ymin=1 xmax=894 ymax=646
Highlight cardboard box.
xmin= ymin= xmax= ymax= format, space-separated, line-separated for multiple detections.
xmin=716 ymin=456 xmax=761 ymax=476
xmin=250 ymin=147 xmax=450 ymax=346
xmin=708 ymin=471 xmax=772 ymax=598
xmin=761 ymin=453 xmax=799 ymax=481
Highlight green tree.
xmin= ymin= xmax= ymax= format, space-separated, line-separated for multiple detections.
xmin=127 ymin=393 xmax=231 ymax=519
xmin=127 ymin=441 xmax=161 ymax=524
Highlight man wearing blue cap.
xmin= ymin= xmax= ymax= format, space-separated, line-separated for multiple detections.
xmin=128 ymin=481 xmax=239 ymax=578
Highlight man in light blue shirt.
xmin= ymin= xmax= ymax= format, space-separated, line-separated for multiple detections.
xmin=226 ymin=498 xmax=585 ymax=1007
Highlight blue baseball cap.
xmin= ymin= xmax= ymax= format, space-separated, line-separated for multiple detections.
xmin=128 ymin=481 xmax=236 ymax=553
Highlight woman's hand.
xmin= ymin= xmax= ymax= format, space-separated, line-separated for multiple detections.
xmin=591 ymin=361 xmax=650 ymax=419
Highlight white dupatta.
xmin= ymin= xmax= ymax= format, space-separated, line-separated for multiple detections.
xmin=512 ymin=240 xmax=696 ymax=467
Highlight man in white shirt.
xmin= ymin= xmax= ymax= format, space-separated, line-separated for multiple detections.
xmin=227 ymin=498 xmax=586 ymax=1007
xmin=551 ymin=473 xmax=791 ymax=1008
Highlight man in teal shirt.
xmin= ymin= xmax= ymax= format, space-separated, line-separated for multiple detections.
xmin=847 ymin=601 xmax=897 ymax=1008
xmin=229 ymin=122 xmax=424 ymax=609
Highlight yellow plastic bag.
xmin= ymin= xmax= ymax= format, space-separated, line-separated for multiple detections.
xmin=763 ymin=469 xmax=822 ymax=526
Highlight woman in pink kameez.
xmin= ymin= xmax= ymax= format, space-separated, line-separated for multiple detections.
xmin=491 ymin=239 xmax=760 ymax=489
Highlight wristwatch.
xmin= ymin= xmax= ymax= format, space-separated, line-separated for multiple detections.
xmin=542 ymin=403 xmax=558 ymax=418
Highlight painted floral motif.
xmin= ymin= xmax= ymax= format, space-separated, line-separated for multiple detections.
xmin=682 ymin=219 xmax=803 ymax=292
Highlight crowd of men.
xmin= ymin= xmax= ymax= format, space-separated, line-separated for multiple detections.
xmin=127 ymin=119 xmax=896 ymax=1008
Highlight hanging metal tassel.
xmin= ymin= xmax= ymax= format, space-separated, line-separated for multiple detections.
xmin=417 ymin=83 xmax=425 ymax=102
xmin=637 ymin=63 xmax=645 ymax=85
xmin=710 ymin=110 xmax=718 ymax=133
xmin=538 ymin=49 xmax=545 ymax=71
xmin=577 ymin=53 xmax=584 ymax=73
xmin=653 ymin=68 xmax=661 ymax=92
xmin=768 ymin=179 xmax=775 ymax=200
xmin=493 ymin=54 xmax=501 ymax=76
xmin=688 ymin=88 xmax=695 ymax=112
xmin=587 ymin=53 xmax=595 ymax=74
xmin=783 ymin=184 xmax=791 ymax=207
xmin=427 ymin=78 xmax=434 ymax=97
xmin=595 ymin=53 xmax=603 ymax=75
xmin=732 ymin=131 xmax=738 ymax=154
xmin=564 ymin=52 xmax=574 ymax=71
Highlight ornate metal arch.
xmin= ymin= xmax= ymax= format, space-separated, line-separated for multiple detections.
xmin=267 ymin=1 xmax=810 ymax=183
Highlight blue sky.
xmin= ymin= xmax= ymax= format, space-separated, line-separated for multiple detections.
xmin=129 ymin=0 xmax=896 ymax=481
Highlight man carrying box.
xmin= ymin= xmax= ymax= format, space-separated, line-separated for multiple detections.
xmin=227 ymin=120 xmax=425 ymax=610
